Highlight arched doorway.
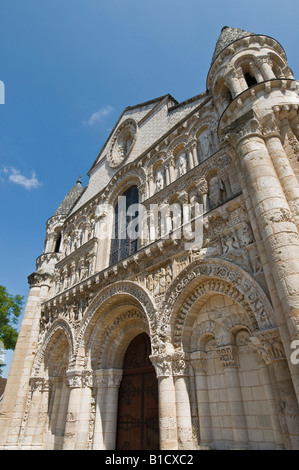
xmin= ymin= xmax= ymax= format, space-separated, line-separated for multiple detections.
xmin=116 ymin=333 xmax=159 ymax=450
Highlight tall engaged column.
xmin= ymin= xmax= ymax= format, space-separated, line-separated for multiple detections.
xmin=172 ymin=353 xmax=197 ymax=450
xmin=150 ymin=353 xmax=178 ymax=450
xmin=228 ymin=117 xmax=299 ymax=399
xmin=92 ymin=370 xmax=107 ymax=450
xmin=103 ymin=369 xmax=123 ymax=450
xmin=263 ymin=114 xmax=299 ymax=226
xmin=0 ymin=273 xmax=51 ymax=449
xmin=217 ymin=346 xmax=248 ymax=449
xmin=63 ymin=370 xmax=83 ymax=450
xmin=191 ymin=351 xmax=213 ymax=449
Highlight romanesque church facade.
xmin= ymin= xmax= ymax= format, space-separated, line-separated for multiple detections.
xmin=1 ymin=26 xmax=299 ymax=450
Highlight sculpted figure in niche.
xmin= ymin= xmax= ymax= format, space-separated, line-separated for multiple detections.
xmin=200 ymin=132 xmax=211 ymax=158
xmin=156 ymin=170 xmax=164 ymax=192
xmin=208 ymin=173 xmax=225 ymax=209
xmin=118 ymin=131 xmax=133 ymax=159
xmin=240 ymin=222 xmax=254 ymax=246
xmin=178 ymin=153 xmax=187 ymax=176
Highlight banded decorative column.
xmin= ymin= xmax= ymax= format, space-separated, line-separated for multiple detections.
xmin=191 ymin=351 xmax=213 ymax=449
xmin=216 ymin=345 xmax=248 ymax=449
xmin=224 ymin=112 xmax=299 ymax=401
xmin=150 ymin=353 xmax=178 ymax=450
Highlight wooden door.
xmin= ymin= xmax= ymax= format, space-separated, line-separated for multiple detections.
xmin=116 ymin=333 xmax=159 ymax=450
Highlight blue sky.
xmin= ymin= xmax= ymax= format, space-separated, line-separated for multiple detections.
xmin=1 ymin=0 xmax=299 ymax=376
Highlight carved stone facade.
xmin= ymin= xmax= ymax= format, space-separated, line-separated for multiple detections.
xmin=1 ymin=26 xmax=299 ymax=450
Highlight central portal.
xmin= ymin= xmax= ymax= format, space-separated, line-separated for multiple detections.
xmin=116 ymin=333 xmax=159 ymax=450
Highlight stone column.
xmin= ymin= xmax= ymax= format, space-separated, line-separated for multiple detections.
xmin=150 ymin=353 xmax=178 ymax=450
xmin=251 ymin=335 xmax=285 ymax=449
xmin=0 ymin=273 xmax=51 ymax=449
xmin=191 ymin=351 xmax=213 ymax=449
xmin=165 ymin=163 xmax=171 ymax=186
xmin=172 ymin=352 xmax=197 ymax=450
xmin=225 ymin=71 xmax=244 ymax=98
xmin=252 ymin=331 xmax=299 ymax=449
xmin=75 ymin=371 xmax=93 ymax=450
xmin=249 ymin=61 xmax=264 ymax=83
xmin=32 ymin=378 xmax=50 ymax=449
xmin=46 ymin=377 xmax=63 ymax=449
xmin=227 ymin=117 xmax=299 ymax=400
xmin=106 ymin=369 xmax=123 ymax=449
xmin=258 ymin=57 xmax=276 ymax=80
xmin=62 ymin=370 xmax=83 ymax=450
xmin=217 ymin=346 xmax=248 ymax=449
xmin=263 ymin=113 xmax=299 ymax=226
xmin=92 ymin=370 xmax=108 ymax=450
xmin=21 ymin=377 xmax=44 ymax=448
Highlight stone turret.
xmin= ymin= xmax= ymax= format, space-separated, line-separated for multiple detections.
xmin=207 ymin=26 xmax=294 ymax=116
xmin=36 ymin=176 xmax=84 ymax=275
xmin=209 ymin=27 xmax=299 ymax=410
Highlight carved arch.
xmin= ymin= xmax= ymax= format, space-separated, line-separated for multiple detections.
xmin=102 ymin=163 xmax=146 ymax=206
xmin=32 ymin=319 xmax=75 ymax=377
xmin=74 ymin=281 xmax=158 ymax=369
xmin=160 ymin=258 xmax=275 ymax=351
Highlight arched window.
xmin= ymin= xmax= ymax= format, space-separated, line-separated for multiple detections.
xmin=244 ymin=71 xmax=257 ymax=88
xmin=110 ymin=185 xmax=139 ymax=265
xmin=54 ymin=233 xmax=62 ymax=253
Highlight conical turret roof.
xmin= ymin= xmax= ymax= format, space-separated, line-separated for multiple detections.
xmin=211 ymin=26 xmax=255 ymax=63
xmin=54 ymin=176 xmax=84 ymax=217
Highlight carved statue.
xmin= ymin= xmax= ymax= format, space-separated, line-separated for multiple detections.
xmin=208 ymin=174 xmax=225 ymax=208
xmin=201 ymin=132 xmax=211 ymax=158
xmin=178 ymin=153 xmax=187 ymax=176
xmin=155 ymin=170 xmax=164 ymax=191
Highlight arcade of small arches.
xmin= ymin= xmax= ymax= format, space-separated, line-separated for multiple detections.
xmin=21 ymin=259 xmax=298 ymax=451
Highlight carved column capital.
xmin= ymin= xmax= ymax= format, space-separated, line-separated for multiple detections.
xmin=171 ymin=352 xmax=190 ymax=376
xmin=150 ymin=353 xmax=173 ymax=378
xmin=66 ymin=369 xmax=83 ymax=388
xmin=220 ymin=110 xmax=264 ymax=150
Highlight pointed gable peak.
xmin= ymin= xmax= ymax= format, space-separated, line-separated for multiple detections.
xmin=212 ymin=26 xmax=255 ymax=63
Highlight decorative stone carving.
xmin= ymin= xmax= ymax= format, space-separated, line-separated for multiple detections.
xmin=108 ymin=119 xmax=137 ymax=168
xmin=178 ymin=153 xmax=187 ymax=176
xmin=216 ymin=345 xmax=236 ymax=367
xmin=208 ymin=173 xmax=225 ymax=209
xmin=155 ymin=169 xmax=165 ymax=191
